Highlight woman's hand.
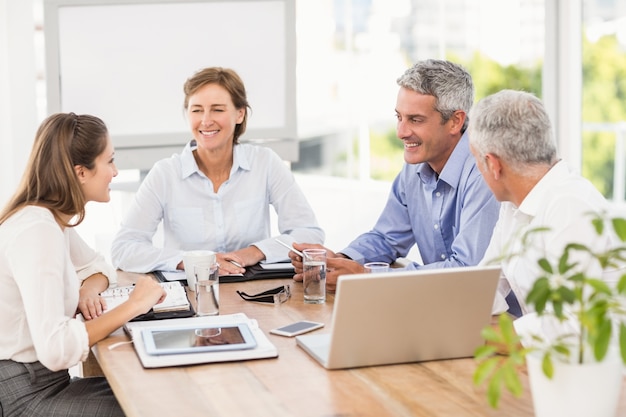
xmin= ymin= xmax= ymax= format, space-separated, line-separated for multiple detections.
xmin=216 ymin=252 xmax=246 ymax=275
xmin=217 ymin=246 xmax=265 ymax=275
xmin=78 ymin=274 xmax=109 ymax=320
xmin=85 ymin=275 xmax=166 ymax=346
xmin=127 ymin=275 xmax=167 ymax=315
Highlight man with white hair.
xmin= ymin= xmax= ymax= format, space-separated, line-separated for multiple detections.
xmin=468 ymin=89 xmax=613 ymax=318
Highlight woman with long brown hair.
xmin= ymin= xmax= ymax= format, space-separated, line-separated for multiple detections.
xmin=0 ymin=113 xmax=165 ymax=416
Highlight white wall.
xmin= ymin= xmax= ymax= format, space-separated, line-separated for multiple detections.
xmin=0 ymin=0 xmax=38 ymax=206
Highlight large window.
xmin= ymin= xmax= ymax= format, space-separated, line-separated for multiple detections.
xmin=293 ymin=0 xmax=545 ymax=182
xmin=581 ymin=0 xmax=626 ymax=203
xmin=294 ymin=0 xmax=626 ymax=207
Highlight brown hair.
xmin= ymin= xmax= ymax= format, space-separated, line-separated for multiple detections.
xmin=183 ymin=67 xmax=251 ymax=144
xmin=0 ymin=113 xmax=109 ymax=227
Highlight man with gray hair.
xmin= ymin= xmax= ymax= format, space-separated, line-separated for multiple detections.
xmin=291 ymin=59 xmax=500 ymax=290
xmin=469 ymin=89 xmax=613 ymax=317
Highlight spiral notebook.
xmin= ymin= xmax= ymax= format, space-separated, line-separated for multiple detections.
xmin=100 ymin=281 xmax=194 ymax=321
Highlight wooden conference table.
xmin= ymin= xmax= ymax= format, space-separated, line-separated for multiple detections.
xmin=92 ymin=272 xmax=626 ymax=417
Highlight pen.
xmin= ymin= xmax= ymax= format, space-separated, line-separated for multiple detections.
xmin=275 ymin=238 xmax=304 ymax=257
xmin=229 ymin=260 xmax=243 ymax=269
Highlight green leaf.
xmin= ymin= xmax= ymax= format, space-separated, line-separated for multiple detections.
xmin=568 ymin=272 xmax=586 ymax=283
xmin=532 ymin=290 xmax=549 ymax=315
xmin=593 ymin=319 xmax=612 ymax=361
xmin=612 ymin=218 xmax=626 ymax=242
xmin=542 ymin=353 xmax=554 ymax=379
xmin=558 ymin=251 xmax=570 ymax=274
xmin=565 ymin=242 xmax=589 ymax=252
xmin=487 ymin=370 xmax=503 ymax=408
xmin=556 ymin=286 xmax=576 ymax=304
xmin=587 ymin=278 xmax=611 ymax=295
xmin=474 ymin=344 xmax=497 ymax=360
xmin=617 ymin=274 xmax=626 ymax=295
xmin=537 ymin=258 xmax=553 ymax=274
xmin=620 ymin=323 xmax=626 ymax=364
xmin=502 ymin=362 xmax=524 ymax=397
xmin=474 ymin=356 xmax=500 ymax=385
xmin=592 ymin=217 xmax=604 ymax=235
xmin=499 ymin=314 xmax=517 ymax=344
xmin=527 ymin=278 xmax=550 ymax=313
xmin=553 ymin=344 xmax=571 ymax=358
xmin=553 ymin=300 xmax=564 ymax=318
xmin=521 ymin=226 xmax=551 ymax=247
xmin=480 ymin=326 xmax=502 ymax=343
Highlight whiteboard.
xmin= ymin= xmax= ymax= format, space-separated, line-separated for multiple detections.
xmin=43 ymin=0 xmax=297 ymax=168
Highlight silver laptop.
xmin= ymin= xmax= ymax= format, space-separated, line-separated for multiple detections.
xmin=296 ymin=265 xmax=501 ymax=369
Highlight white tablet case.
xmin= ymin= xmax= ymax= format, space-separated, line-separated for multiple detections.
xmin=124 ymin=313 xmax=278 ymax=368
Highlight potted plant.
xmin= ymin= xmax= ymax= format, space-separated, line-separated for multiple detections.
xmin=473 ymin=212 xmax=626 ymax=417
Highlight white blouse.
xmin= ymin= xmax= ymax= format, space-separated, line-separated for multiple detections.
xmin=111 ymin=142 xmax=325 ymax=272
xmin=0 ymin=206 xmax=117 ymax=371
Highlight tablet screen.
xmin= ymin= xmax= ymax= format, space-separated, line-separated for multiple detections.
xmin=143 ymin=323 xmax=256 ymax=355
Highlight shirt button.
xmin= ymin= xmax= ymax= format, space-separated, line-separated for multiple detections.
xmin=433 ymin=224 xmax=439 ymax=230
xmin=440 ymin=254 xmax=446 ymax=259
xmin=435 ymin=192 xmax=441 ymax=197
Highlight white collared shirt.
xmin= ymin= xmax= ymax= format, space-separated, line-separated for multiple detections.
xmin=484 ymin=160 xmax=613 ymax=315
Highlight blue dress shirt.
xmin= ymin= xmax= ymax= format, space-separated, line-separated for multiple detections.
xmin=340 ymin=133 xmax=500 ymax=269
xmin=111 ymin=141 xmax=325 ymax=272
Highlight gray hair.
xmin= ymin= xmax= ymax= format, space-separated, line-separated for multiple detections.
xmin=468 ymin=90 xmax=557 ymax=174
xmin=396 ymin=59 xmax=474 ymax=131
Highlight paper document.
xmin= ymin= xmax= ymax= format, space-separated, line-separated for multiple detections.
xmin=259 ymin=262 xmax=294 ymax=270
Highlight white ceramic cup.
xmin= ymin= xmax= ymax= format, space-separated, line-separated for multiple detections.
xmin=182 ymin=250 xmax=216 ymax=290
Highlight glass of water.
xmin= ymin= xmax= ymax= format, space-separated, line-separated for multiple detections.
xmin=194 ymin=263 xmax=220 ymax=316
xmin=302 ymin=248 xmax=327 ymax=304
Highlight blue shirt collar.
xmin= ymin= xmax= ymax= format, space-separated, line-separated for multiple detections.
xmin=415 ymin=131 xmax=470 ymax=188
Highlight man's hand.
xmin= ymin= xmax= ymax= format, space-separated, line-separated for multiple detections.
xmin=290 ymin=243 xmax=336 ymax=281
xmin=288 ymin=243 xmax=362 ymax=292
xmin=325 ymin=258 xmax=365 ymax=292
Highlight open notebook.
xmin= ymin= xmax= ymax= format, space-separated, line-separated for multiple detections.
xmin=100 ymin=281 xmax=194 ymax=321
xmin=296 ymin=265 xmax=501 ymax=369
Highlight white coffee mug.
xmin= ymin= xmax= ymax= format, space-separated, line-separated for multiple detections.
xmin=182 ymin=250 xmax=216 ymax=290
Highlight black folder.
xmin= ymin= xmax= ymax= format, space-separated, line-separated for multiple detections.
xmin=153 ymin=262 xmax=295 ymax=285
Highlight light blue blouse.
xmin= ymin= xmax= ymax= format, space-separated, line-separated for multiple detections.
xmin=111 ymin=142 xmax=324 ymax=272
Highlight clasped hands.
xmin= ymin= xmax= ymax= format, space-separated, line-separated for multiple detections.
xmin=287 ymin=243 xmax=366 ymax=292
